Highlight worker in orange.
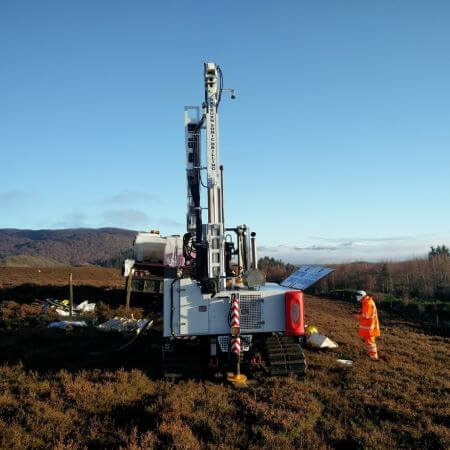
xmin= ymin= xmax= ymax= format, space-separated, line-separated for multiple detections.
xmin=353 ymin=290 xmax=380 ymax=361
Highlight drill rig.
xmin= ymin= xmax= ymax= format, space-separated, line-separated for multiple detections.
xmin=124 ymin=63 xmax=333 ymax=380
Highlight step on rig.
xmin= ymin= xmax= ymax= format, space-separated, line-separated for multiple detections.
xmin=122 ymin=63 xmax=334 ymax=384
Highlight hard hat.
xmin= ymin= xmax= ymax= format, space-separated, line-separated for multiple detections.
xmin=356 ymin=290 xmax=367 ymax=302
xmin=305 ymin=325 xmax=319 ymax=336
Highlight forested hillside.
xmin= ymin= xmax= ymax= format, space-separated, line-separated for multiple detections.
xmin=258 ymin=252 xmax=450 ymax=301
xmin=0 ymin=228 xmax=136 ymax=265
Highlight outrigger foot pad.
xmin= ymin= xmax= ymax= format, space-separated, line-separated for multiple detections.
xmin=226 ymin=372 xmax=249 ymax=388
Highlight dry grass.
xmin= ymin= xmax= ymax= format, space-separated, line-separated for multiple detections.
xmin=0 ymin=276 xmax=449 ymax=448
xmin=0 ymin=255 xmax=64 ymax=268
xmin=0 ymin=266 xmax=124 ymax=289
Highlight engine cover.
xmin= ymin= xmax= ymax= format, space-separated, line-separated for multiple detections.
xmin=163 ymin=279 xmax=296 ymax=337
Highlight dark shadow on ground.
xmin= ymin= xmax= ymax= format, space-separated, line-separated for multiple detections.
xmin=0 ymin=284 xmax=165 ymax=376
xmin=0 ymin=324 xmax=163 ymax=376
xmin=0 ymin=283 xmax=163 ymax=311
xmin=0 ymin=284 xmax=125 ymax=304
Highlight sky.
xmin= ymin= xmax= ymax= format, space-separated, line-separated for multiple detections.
xmin=1 ymin=1 xmax=449 ymax=264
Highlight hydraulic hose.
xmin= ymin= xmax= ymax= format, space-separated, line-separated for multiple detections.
xmin=115 ymin=319 xmax=154 ymax=352
xmin=170 ymin=277 xmax=182 ymax=337
xmin=88 ymin=316 xmax=155 ymax=356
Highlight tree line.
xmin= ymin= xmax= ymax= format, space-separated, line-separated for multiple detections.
xmin=258 ymin=247 xmax=450 ymax=301
xmin=98 ymin=246 xmax=450 ymax=301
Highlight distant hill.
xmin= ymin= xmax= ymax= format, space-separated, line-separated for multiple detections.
xmin=0 ymin=228 xmax=136 ymax=265
xmin=0 ymin=254 xmax=64 ymax=268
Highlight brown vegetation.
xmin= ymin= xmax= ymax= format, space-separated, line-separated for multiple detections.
xmin=259 ymin=256 xmax=450 ymax=301
xmin=0 ymin=268 xmax=449 ymax=449
xmin=0 ymin=255 xmax=64 ymax=268
xmin=0 ymin=266 xmax=124 ymax=290
xmin=258 ymin=257 xmax=297 ymax=284
xmin=319 ymin=255 xmax=450 ymax=301
xmin=0 ymin=228 xmax=135 ymax=265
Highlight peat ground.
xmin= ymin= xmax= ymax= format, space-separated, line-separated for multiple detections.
xmin=0 ymin=267 xmax=449 ymax=449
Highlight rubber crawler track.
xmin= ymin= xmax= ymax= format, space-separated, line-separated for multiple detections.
xmin=263 ymin=335 xmax=307 ymax=376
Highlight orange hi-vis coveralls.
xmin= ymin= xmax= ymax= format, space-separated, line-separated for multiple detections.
xmin=354 ymin=295 xmax=380 ymax=360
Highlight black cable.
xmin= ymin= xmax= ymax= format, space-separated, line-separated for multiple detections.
xmin=217 ymin=65 xmax=224 ymax=110
xmin=183 ymin=232 xmax=194 ymax=261
xmin=193 ymin=114 xmax=207 ymax=189
xmin=195 ymin=114 xmax=205 ymax=130
xmin=220 ymin=165 xmax=225 ymax=227
xmin=199 ymin=169 xmax=208 ymax=188
xmin=88 ymin=317 xmax=154 ymax=356
xmin=115 ymin=319 xmax=154 ymax=352
xmin=170 ymin=277 xmax=182 ymax=337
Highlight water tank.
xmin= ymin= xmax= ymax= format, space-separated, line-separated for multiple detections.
xmin=134 ymin=232 xmax=184 ymax=267
xmin=134 ymin=232 xmax=167 ymax=263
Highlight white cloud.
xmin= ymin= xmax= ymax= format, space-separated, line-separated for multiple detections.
xmin=101 ymin=209 xmax=150 ymax=228
xmin=52 ymin=211 xmax=90 ymax=228
xmin=303 ymin=245 xmax=338 ymax=251
xmin=49 ymin=206 xmax=182 ymax=231
xmin=310 ymin=235 xmax=412 ymax=243
xmin=101 ymin=191 xmax=161 ymax=205
xmin=158 ymin=217 xmax=184 ymax=228
xmin=258 ymin=234 xmax=450 ymax=264
xmin=0 ymin=191 xmax=35 ymax=207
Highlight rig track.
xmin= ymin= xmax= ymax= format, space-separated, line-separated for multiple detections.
xmin=263 ymin=335 xmax=307 ymax=376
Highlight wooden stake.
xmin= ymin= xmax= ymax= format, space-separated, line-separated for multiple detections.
xmin=125 ymin=271 xmax=133 ymax=310
xmin=69 ymin=272 xmax=74 ymax=320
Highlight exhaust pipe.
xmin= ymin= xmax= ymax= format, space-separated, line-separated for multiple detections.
xmin=250 ymin=232 xmax=257 ymax=269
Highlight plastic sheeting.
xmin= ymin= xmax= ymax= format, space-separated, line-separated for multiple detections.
xmin=97 ymin=316 xmax=150 ymax=334
xmin=307 ymin=333 xmax=339 ymax=349
xmin=336 ymin=359 xmax=354 ymax=366
xmin=48 ymin=321 xmax=87 ymax=328
xmin=54 ymin=300 xmax=96 ymax=317
xmin=74 ymin=300 xmax=96 ymax=313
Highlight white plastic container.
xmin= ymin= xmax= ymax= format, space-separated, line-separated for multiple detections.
xmin=134 ymin=232 xmax=167 ymax=263
xmin=134 ymin=232 xmax=184 ymax=267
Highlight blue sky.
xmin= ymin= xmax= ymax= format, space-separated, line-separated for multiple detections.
xmin=1 ymin=1 xmax=449 ymax=263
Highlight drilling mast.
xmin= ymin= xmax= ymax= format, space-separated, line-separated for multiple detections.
xmin=204 ymin=63 xmax=225 ymax=289
xmin=184 ymin=63 xmax=226 ymax=292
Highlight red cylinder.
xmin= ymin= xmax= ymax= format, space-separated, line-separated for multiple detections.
xmin=285 ymin=291 xmax=305 ymax=336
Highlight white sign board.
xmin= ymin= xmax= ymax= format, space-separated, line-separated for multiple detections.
xmin=280 ymin=265 xmax=334 ymax=290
